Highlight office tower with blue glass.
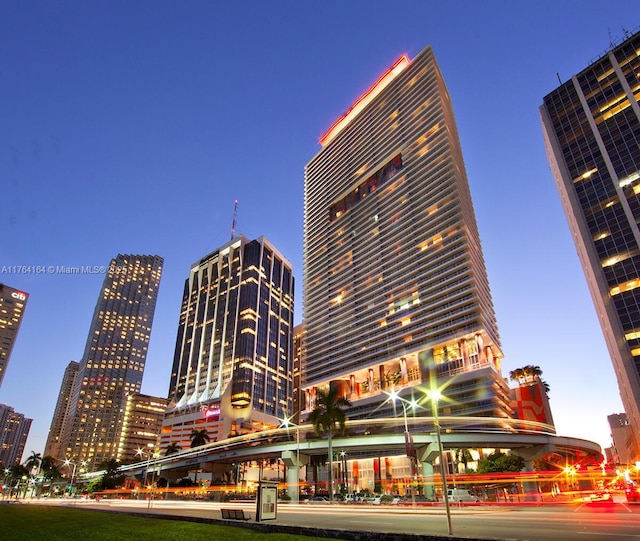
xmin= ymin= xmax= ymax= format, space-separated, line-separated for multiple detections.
xmin=541 ymin=29 xmax=640 ymax=462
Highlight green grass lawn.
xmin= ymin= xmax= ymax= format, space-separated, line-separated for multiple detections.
xmin=0 ymin=504 xmax=337 ymax=541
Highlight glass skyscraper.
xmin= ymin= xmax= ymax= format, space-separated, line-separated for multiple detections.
xmin=303 ymin=45 xmax=512 ymax=423
xmin=161 ymin=235 xmax=294 ymax=451
xmin=540 ymin=29 xmax=640 ymax=462
xmin=57 ymin=254 xmax=163 ymax=469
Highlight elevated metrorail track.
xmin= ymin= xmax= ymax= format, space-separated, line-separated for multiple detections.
xmin=80 ymin=417 xmax=601 ymax=482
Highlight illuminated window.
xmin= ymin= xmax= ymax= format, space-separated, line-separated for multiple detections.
xmin=619 ymin=171 xmax=640 ymax=188
xmin=611 ymin=279 xmax=640 ymax=296
xmin=573 ymin=168 xmax=598 ymax=183
xmin=625 ymin=330 xmax=640 ymax=341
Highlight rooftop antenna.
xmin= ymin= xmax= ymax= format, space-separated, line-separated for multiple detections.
xmin=231 ymin=199 xmax=238 ymax=240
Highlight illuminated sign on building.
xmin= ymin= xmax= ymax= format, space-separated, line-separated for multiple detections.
xmin=11 ymin=292 xmax=27 ymax=301
xmin=201 ymin=406 xmax=221 ymax=419
xmin=319 ymin=55 xmax=410 ymax=147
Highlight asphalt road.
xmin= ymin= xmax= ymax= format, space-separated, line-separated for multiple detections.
xmin=23 ymin=498 xmax=640 ymax=541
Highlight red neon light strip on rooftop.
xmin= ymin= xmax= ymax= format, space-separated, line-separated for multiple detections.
xmin=319 ymin=54 xmax=411 ymax=147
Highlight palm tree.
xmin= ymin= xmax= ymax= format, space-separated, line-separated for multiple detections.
xmin=307 ymin=387 xmax=352 ymax=502
xmin=308 ymin=454 xmax=328 ymax=494
xmin=40 ymin=455 xmax=56 ymax=472
xmin=541 ymin=379 xmax=551 ymax=396
xmin=8 ymin=464 xmax=29 ymax=498
xmin=508 ymin=368 xmax=524 ymax=382
xmin=190 ymin=429 xmax=210 ymax=448
xmin=96 ymin=458 xmax=123 ymax=490
xmin=510 ymin=365 xmax=550 ymax=397
xmin=165 ymin=442 xmax=182 ymax=456
xmin=451 ymin=448 xmax=473 ymax=473
xmin=24 ymin=451 xmax=42 ymax=476
xmin=522 ymin=365 xmax=543 ymax=383
xmin=39 ymin=456 xmax=62 ymax=496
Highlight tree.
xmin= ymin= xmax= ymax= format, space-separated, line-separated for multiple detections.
xmin=190 ymin=429 xmax=210 ymax=448
xmin=509 ymin=365 xmax=550 ymax=397
xmin=308 ymin=454 xmax=328 ymax=494
xmin=24 ymin=451 xmax=42 ymax=475
xmin=451 ymin=448 xmax=474 ymax=473
xmin=307 ymin=387 xmax=352 ymax=502
xmin=8 ymin=464 xmax=29 ymax=498
xmin=522 ymin=365 xmax=543 ymax=382
xmin=508 ymin=368 xmax=524 ymax=382
xmin=39 ymin=456 xmax=62 ymax=496
xmin=94 ymin=459 xmax=124 ymax=491
xmin=165 ymin=442 xmax=182 ymax=456
xmin=40 ymin=455 xmax=57 ymax=473
xmin=476 ymin=452 xmax=524 ymax=474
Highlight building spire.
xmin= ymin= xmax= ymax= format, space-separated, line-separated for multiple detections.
xmin=231 ymin=199 xmax=238 ymax=240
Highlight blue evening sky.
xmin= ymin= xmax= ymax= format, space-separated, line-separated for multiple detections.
xmin=1 ymin=1 xmax=637 ymax=460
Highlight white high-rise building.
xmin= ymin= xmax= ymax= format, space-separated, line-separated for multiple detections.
xmin=303 ymin=45 xmax=512 ymax=423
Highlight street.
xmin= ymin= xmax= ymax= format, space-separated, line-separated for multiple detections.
xmin=23 ymin=497 xmax=640 ymax=541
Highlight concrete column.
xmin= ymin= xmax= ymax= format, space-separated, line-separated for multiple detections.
xmin=286 ymin=465 xmax=301 ymax=502
xmin=281 ymin=450 xmax=309 ymax=503
xmin=511 ymin=444 xmax=556 ymax=503
xmin=422 ymin=461 xmax=435 ymax=501
xmin=522 ymin=459 xmax=542 ymax=502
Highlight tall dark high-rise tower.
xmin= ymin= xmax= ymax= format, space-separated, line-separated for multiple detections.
xmin=44 ymin=361 xmax=79 ymax=460
xmin=303 ymin=46 xmax=512 ymax=422
xmin=57 ymin=255 xmax=163 ymax=469
xmin=161 ymin=235 xmax=294 ymax=451
xmin=540 ymin=29 xmax=640 ymax=462
xmin=0 ymin=284 xmax=29 ymax=389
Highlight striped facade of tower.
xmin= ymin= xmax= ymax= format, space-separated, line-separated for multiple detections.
xmin=303 ymin=45 xmax=512 ymax=423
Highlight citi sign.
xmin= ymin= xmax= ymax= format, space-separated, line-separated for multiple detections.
xmin=11 ymin=291 xmax=27 ymax=301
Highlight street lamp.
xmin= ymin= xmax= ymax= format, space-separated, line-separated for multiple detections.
xmin=280 ymin=416 xmax=302 ymax=502
xmin=280 ymin=416 xmax=300 ymax=470
xmin=63 ymin=459 xmax=86 ymax=496
xmin=387 ymin=390 xmax=418 ymax=507
xmin=427 ymin=389 xmax=453 ymax=536
xmin=339 ymin=450 xmax=349 ymax=494
xmin=136 ymin=447 xmax=159 ymax=509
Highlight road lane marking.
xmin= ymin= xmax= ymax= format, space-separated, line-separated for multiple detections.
xmin=349 ymin=521 xmax=395 ymax=525
xmin=576 ymin=533 xmax=640 ymax=537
